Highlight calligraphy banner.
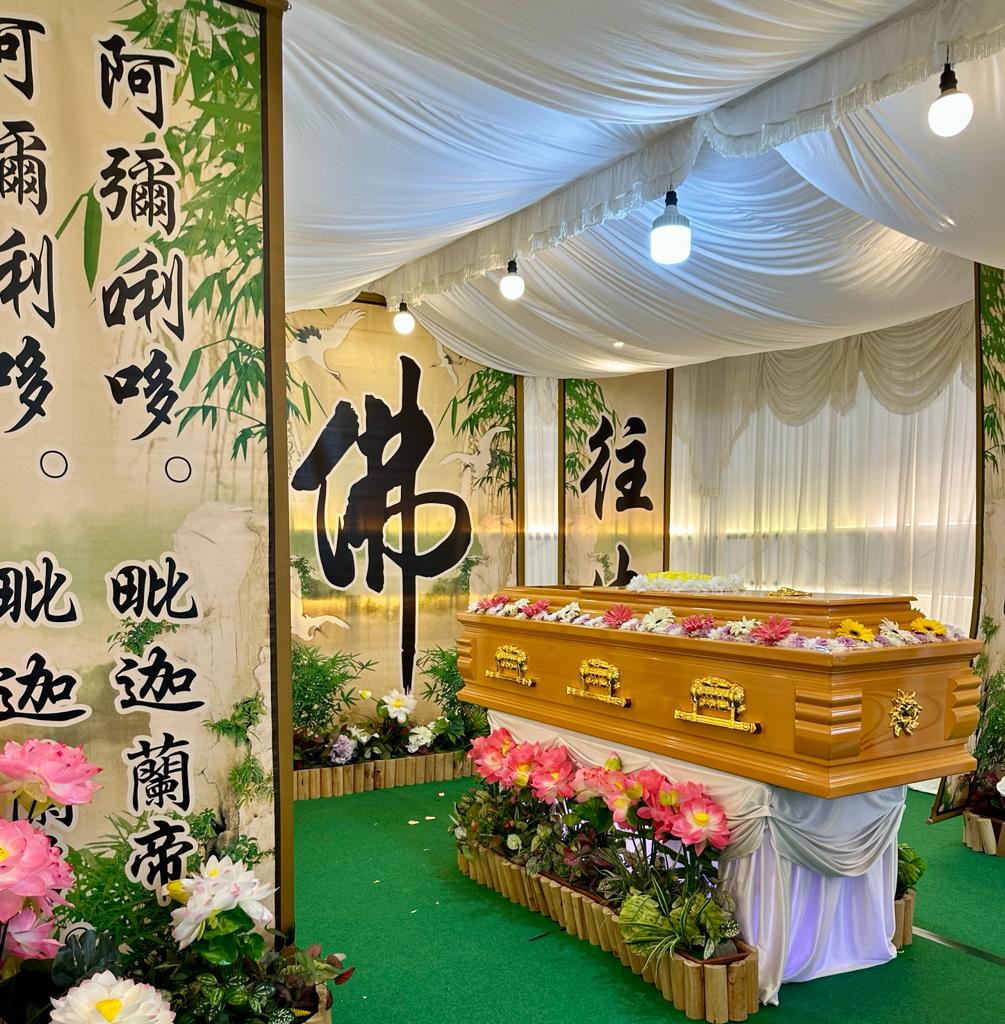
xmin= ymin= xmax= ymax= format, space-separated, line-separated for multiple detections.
xmin=286 ymin=303 xmax=519 ymax=701
xmin=561 ymin=372 xmax=669 ymax=585
xmin=0 ymin=0 xmax=288 ymax=914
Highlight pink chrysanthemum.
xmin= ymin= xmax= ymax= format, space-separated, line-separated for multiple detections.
xmin=680 ymin=613 xmax=715 ymax=637
xmin=602 ymin=603 xmax=635 ymax=628
xmin=749 ymin=615 xmax=793 ymax=645
xmin=519 ymin=598 xmax=550 ymax=618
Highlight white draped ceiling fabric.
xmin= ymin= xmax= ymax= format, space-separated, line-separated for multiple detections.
xmin=285 ymin=0 xmax=1005 ymax=378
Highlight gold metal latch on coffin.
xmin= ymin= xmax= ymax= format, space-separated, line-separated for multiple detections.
xmin=567 ymin=658 xmax=631 ymax=708
xmin=674 ymin=675 xmax=760 ymax=734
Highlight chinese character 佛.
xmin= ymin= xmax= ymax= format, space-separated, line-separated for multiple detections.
xmin=97 ymin=34 xmax=177 ymax=130
xmin=0 ymin=120 xmax=47 ymax=215
xmin=0 ymin=335 xmax=51 ymax=432
xmin=105 ymin=347 xmax=178 ymax=439
xmin=106 ymin=554 xmax=199 ymax=623
xmin=292 ymin=355 xmax=472 ymax=690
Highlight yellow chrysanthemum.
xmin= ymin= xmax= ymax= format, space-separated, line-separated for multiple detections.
xmin=910 ymin=616 xmax=946 ymax=636
xmin=837 ymin=618 xmax=874 ymax=643
xmin=645 ymin=570 xmax=713 ymax=582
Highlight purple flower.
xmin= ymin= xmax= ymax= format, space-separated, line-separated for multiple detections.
xmin=329 ymin=734 xmax=357 ymax=766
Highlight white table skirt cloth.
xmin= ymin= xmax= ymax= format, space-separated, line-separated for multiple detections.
xmin=489 ymin=711 xmax=906 ymax=1004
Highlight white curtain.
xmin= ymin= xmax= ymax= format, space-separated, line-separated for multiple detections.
xmin=522 ymin=377 xmax=560 ymax=585
xmin=669 ymin=306 xmax=978 ymax=626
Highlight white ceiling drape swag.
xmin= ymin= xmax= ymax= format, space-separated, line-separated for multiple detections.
xmin=673 ymin=302 xmax=975 ymax=500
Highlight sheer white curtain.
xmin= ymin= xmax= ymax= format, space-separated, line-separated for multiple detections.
xmin=522 ymin=377 xmax=560 ymax=584
xmin=668 ymin=307 xmax=978 ymax=627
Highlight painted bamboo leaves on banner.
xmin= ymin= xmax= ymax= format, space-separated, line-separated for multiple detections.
xmin=0 ymin=0 xmax=278 ymax=898
xmin=286 ymin=305 xmax=518 ymax=694
xmin=563 ymin=374 xmax=668 ymax=585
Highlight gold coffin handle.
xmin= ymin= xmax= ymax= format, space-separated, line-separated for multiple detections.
xmin=566 ymin=657 xmax=631 ymax=709
xmin=485 ymin=644 xmax=536 ymax=687
xmin=674 ymin=674 xmax=760 ymax=734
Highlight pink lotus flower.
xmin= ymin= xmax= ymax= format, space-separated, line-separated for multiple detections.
xmin=671 ymin=796 xmax=730 ymax=855
xmin=601 ymin=771 xmax=644 ymax=829
xmin=749 ymin=615 xmax=793 ymax=645
xmin=0 ymin=819 xmax=72 ymax=922
xmin=572 ymin=764 xmax=611 ymax=802
xmin=1 ymin=904 xmax=61 ymax=962
xmin=632 ymin=768 xmax=669 ymax=806
xmin=0 ymin=739 xmax=100 ymax=812
xmin=530 ymin=746 xmax=577 ymax=803
xmin=680 ymin=614 xmax=715 ymax=636
xmin=637 ymin=778 xmax=705 ymax=838
xmin=519 ymin=598 xmax=550 ymax=618
xmin=602 ymin=603 xmax=635 ymax=629
xmin=469 ymin=728 xmax=515 ymax=784
xmin=501 ymin=742 xmax=540 ymax=789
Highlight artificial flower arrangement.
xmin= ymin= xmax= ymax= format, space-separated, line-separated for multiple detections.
xmin=627 ymin=571 xmax=746 ymax=594
xmin=468 ymin=595 xmax=966 ymax=654
xmin=294 ymin=645 xmax=488 ymax=771
xmin=451 ymin=728 xmax=741 ymax=964
xmin=0 ymin=738 xmax=352 ymax=1024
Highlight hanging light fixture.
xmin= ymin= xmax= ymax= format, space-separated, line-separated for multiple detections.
xmin=499 ymin=258 xmax=525 ymax=300
xmin=393 ymin=301 xmax=415 ymax=334
xmin=650 ymin=189 xmax=691 ymax=265
xmin=928 ymin=52 xmax=973 ymax=138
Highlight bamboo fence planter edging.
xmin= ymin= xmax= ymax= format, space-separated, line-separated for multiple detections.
xmin=962 ymin=810 xmax=1005 ymax=856
xmin=892 ymin=889 xmax=915 ymax=949
xmin=293 ymin=751 xmax=473 ymax=800
xmin=457 ymin=845 xmax=759 ymax=1023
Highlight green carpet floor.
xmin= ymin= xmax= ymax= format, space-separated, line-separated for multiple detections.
xmin=294 ymin=780 xmax=1005 ymax=1024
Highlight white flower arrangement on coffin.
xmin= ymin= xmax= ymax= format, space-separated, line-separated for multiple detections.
xmin=639 ymin=606 xmax=675 ymax=632
xmin=627 ymin=573 xmax=745 ymax=594
xmin=50 ymin=972 xmax=174 ymax=1024
xmin=544 ymin=600 xmax=581 ymax=623
xmin=167 ymin=855 xmax=274 ymax=950
xmin=498 ymin=598 xmax=530 ymax=617
xmin=878 ymin=618 xmax=922 ymax=646
xmin=724 ymin=617 xmax=760 ymax=637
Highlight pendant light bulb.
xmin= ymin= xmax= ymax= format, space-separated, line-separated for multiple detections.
xmin=393 ymin=301 xmax=415 ymax=334
xmin=650 ymin=190 xmax=691 ymax=265
xmin=499 ymin=258 xmax=525 ymax=300
xmin=928 ymin=62 xmax=973 ymax=137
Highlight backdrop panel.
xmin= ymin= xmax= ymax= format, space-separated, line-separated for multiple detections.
xmin=286 ymin=303 xmax=518 ymax=696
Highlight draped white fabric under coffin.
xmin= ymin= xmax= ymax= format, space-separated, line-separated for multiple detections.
xmin=669 ymin=307 xmax=978 ymax=626
xmin=490 ymin=711 xmax=905 ymax=1005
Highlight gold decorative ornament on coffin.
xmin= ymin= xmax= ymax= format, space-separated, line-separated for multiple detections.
xmin=674 ymin=675 xmax=761 ymax=734
xmin=766 ymin=586 xmax=812 ymax=598
xmin=485 ymin=644 xmax=536 ymax=687
xmin=889 ymin=688 xmax=922 ymax=737
xmin=567 ymin=657 xmax=630 ymax=708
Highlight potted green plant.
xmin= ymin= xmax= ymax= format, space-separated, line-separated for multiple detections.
xmin=894 ymin=842 xmax=925 ymax=948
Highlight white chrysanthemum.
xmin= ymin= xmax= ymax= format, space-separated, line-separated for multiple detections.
xmin=170 ymin=856 xmax=274 ymax=950
xmin=500 ymin=598 xmax=530 ymax=617
xmin=627 ymin=573 xmax=744 ymax=594
xmin=725 ymin=617 xmax=759 ymax=637
xmin=381 ymin=689 xmax=416 ymax=724
xmin=407 ymin=724 xmax=435 ymax=753
xmin=639 ymin=606 xmax=675 ymax=632
xmin=50 ymin=971 xmax=173 ymax=1024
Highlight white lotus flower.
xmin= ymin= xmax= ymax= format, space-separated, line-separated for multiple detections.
xmin=407 ymin=725 xmax=435 ymax=753
xmin=996 ymin=777 xmax=1005 ymax=799
xmin=381 ymin=689 xmax=416 ymax=724
xmin=50 ymin=971 xmax=173 ymax=1024
xmin=348 ymin=724 xmax=376 ymax=744
xmin=169 ymin=856 xmax=274 ymax=950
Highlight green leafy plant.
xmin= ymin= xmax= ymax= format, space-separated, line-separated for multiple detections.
xmin=290 ymin=554 xmax=316 ymax=594
xmin=418 ymin=645 xmax=488 ymax=742
xmin=204 ymin=692 xmax=267 ymax=745
xmin=228 ymin=752 xmax=274 ymax=805
xmin=106 ymin=619 xmax=179 ymax=656
xmin=291 ymin=643 xmax=372 ymax=737
xmin=564 ymin=379 xmax=616 ymax=492
xmin=980 ymin=265 xmax=1005 ymax=470
xmin=896 ymin=842 xmax=926 ymax=900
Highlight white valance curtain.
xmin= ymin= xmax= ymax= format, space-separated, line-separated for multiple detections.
xmin=669 ymin=304 xmax=978 ymax=626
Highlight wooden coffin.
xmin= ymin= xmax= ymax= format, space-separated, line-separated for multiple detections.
xmin=456 ymin=586 xmax=982 ymax=797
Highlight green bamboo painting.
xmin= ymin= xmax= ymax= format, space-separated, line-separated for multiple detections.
xmin=980 ymin=264 xmax=1005 ymax=470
